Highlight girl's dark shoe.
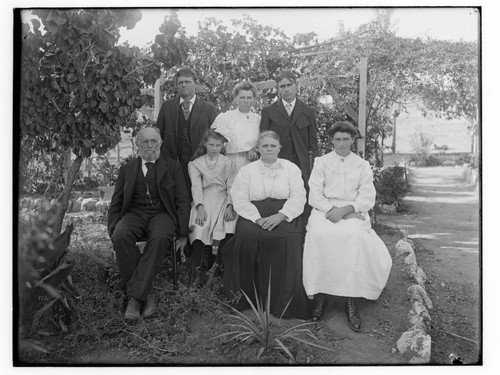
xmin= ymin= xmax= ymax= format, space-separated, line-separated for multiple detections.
xmin=312 ymin=294 xmax=325 ymax=322
xmin=205 ymin=263 xmax=221 ymax=286
xmin=346 ymin=297 xmax=361 ymax=332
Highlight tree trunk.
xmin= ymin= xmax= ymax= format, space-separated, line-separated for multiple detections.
xmin=63 ymin=149 xmax=72 ymax=186
xmin=391 ymin=114 xmax=398 ymax=153
xmin=53 ymin=154 xmax=84 ymax=235
xmin=43 ymin=156 xmax=64 ymax=199
xmin=380 ymin=136 xmax=385 ymax=166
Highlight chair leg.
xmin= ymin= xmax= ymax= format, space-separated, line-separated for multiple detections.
xmin=172 ymin=240 xmax=178 ymax=290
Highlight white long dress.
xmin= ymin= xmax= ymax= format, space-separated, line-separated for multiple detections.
xmin=302 ymin=151 xmax=392 ymax=300
xmin=211 ymin=109 xmax=260 ymax=171
xmin=188 ymin=154 xmax=237 ymax=245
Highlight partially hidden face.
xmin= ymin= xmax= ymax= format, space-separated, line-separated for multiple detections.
xmin=331 ymin=131 xmax=354 ymax=156
xmin=235 ymin=89 xmax=255 ymax=113
xmin=138 ymin=128 xmax=162 ymax=161
xmin=277 ymin=78 xmax=297 ymax=103
xmin=258 ymin=136 xmax=281 ymax=162
xmin=205 ymin=137 xmax=224 ymax=157
xmin=177 ymin=75 xmax=196 ymax=100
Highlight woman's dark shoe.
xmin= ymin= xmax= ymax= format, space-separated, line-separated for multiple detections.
xmin=346 ymin=297 xmax=361 ymax=332
xmin=205 ymin=263 xmax=221 ymax=286
xmin=312 ymin=294 xmax=326 ymax=322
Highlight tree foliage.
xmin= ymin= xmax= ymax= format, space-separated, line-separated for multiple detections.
xmin=21 ymin=9 xmax=149 ymax=157
xmin=162 ymin=15 xmax=294 ymax=111
xmin=416 ymin=39 xmax=478 ymax=127
xmin=19 ymin=9 xmax=186 ymax=233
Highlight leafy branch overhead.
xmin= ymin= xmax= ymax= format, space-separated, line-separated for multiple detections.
xmin=20 ymin=9 xmax=188 ymax=234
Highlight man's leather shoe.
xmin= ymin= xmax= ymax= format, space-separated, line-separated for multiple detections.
xmin=142 ymin=294 xmax=156 ymax=318
xmin=124 ymin=297 xmax=142 ymax=320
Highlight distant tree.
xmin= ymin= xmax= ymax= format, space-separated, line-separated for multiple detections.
xmin=293 ymin=32 xmax=319 ymax=47
xmin=416 ymin=39 xmax=479 ymax=132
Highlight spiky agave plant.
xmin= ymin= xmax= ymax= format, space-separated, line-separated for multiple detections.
xmin=213 ymin=274 xmax=334 ymax=363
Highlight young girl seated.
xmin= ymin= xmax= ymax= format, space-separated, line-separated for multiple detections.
xmin=188 ymin=129 xmax=237 ymax=275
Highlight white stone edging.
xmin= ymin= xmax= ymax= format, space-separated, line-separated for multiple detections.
xmin=391 ymin=225 xmax=433 ymax=364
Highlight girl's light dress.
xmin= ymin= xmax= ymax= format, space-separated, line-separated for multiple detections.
xmin=188 ymin=154 xmax=237 ymax=245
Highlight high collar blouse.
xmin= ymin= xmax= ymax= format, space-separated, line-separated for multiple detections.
xmin=211 ymin=109 xmax=261 ymax=153
xmin=230 ymin=158 xmax=306 ymax=223
xmin=308 ymin=151 xmax=376 ymax=213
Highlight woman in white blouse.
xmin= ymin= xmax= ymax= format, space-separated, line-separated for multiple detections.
xmin=211 ymin=81 xmax=260 ymax=172
xmin=302 ymin=121 xmax=392 ymax=331
xmin=221 ymin=131 xmax=313 ymax=319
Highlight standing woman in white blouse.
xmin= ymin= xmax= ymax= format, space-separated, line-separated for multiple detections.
xmin=221 ymin=131 xmax=313 ymax=319
xmin=211 ymin=81 xmax=260 ymax=172
xmin=302 ymin=121 xmax=392 ymax=331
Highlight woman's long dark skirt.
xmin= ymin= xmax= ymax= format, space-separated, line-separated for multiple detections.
xmin=221 ymin=199 xmax=313 ymax=319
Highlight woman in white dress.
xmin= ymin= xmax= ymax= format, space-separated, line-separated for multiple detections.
xmin=302 ymin=121 xmax=392 ymax=331
xmin=221 ymin=131 xmax=313 ymax=319
xmin=211 ymin=81 xmax=260 ymax=172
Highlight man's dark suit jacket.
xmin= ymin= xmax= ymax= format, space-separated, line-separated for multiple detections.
xmin=156 ymin=95 xmax=218 ymax=161
xmin=260 ymin=98 xmax=318 ymax=183
xmin=107 ymin=157 xmax=191 ymax=239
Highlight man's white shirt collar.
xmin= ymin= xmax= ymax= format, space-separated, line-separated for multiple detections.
xmin=282 ymin=98 xmax=296 ymax=111
xmin=179 ymin=95 xmax=197 ymax=107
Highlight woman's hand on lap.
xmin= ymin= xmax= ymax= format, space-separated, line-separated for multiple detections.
xmin=258 ymin=213 xmax=286 ymax=231
xmin=325 ymin=205 xmax=354 ymax=223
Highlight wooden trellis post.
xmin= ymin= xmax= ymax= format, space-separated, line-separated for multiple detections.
xmin=153 ymin=73 xmax=164 ymax=121
xmin=357 ymin=56 xmax=368 ymax=159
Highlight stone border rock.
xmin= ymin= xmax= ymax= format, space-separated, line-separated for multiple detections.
xmin=388 ymin=224 xmax=433 ymax=364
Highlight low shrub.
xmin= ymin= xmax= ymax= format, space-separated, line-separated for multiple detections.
xmin=74 ymin=156 xmax=120 ymax=191
xmin=408 ymin=154 xmax=442 ymax=167
xmin=373 ymin=165 xmax=410 ymax=206
xmin=19 ymin=151 xmax=65 ymax=196
xmin=17 ymin=201 xmax=76 ymax=356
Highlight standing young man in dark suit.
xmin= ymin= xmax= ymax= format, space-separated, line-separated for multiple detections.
xmin=108 ymin=127 xmax=190 ymax=320
xmin=260 ymin=71 xmax=318 ymax=185
xmin=156 ymin=68 xmax=218 ymax=195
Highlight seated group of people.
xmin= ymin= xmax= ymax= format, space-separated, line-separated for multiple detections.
xmin=107 ymin=68 xmax=392 ymax=332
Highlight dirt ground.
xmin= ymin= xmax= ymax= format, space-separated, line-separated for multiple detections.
xmin=16 ymin=165 xmax=481 ymax=366
xmin=378 ymin=166 xmax=481 ymax=364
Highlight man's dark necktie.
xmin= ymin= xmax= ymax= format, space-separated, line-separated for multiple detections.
xmin=145 ymin=162 xmax=154 ymax=178
xmin=181 ymin=101 xmax=190 ymax=120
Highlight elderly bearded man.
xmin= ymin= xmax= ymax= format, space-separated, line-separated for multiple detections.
xmin=108 ymin=127 xmax=190 ymax=320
